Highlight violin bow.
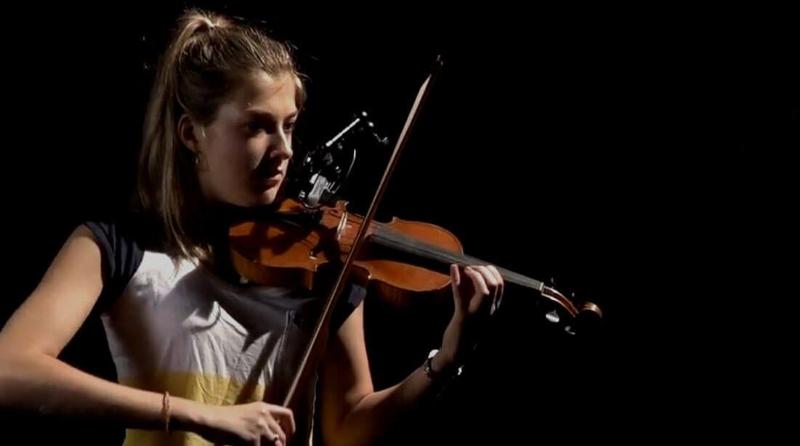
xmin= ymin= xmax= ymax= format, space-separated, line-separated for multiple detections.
xmin=281 ymin=56 xmax=445 ymax=408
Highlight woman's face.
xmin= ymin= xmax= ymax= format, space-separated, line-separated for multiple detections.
xmin=193 ymin=70 xmax=298 ymax=207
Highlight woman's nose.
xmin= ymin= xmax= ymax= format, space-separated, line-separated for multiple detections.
xmin=269 ymin=131 xmax=293 ymax=160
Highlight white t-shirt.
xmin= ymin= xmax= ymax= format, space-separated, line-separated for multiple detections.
xmin=85 ymin=219 xmax=363 ymax=446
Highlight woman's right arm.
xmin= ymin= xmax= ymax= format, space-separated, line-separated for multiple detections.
xmin=0 ymin=224 xmax=204 ymax=429
xmin=0 ymin=225 xmax=294 ymax=445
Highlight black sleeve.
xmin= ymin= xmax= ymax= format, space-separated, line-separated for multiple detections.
xmin=83 ymin=220 xmax=144 ymax=311
xmin=330 ymin=282 xmax=367 ymax=331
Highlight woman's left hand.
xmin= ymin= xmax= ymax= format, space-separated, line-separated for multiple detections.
xmin=438 ymin=264 xmax=504 ymax=367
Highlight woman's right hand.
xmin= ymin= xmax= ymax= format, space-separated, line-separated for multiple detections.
xmin=192 ymin=401 xmax=295 ymax=446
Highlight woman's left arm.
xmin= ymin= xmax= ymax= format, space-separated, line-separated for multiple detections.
xmin=318 ymin=264 xmax=503 ymax=446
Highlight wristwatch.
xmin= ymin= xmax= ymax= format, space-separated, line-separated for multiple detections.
xmin=423 ymin=349 xmax=463 ymax=380
xmin=423 ymin=349 xmax=442 ymax=380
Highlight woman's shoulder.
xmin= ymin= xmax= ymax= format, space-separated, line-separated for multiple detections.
xmin=80 ymin=211 xmax=163 ymax=307
xmin=82 ymin=211 xmax=159 ymax=248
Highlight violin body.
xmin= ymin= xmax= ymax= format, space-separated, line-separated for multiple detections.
xmin=229 ymin=197 xmax=464 ymax=306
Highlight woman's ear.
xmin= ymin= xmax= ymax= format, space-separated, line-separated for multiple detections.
xmin=178 ymin=114 xmax=201 ymax=153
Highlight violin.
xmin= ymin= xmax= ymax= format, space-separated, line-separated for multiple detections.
xmin=229 ymin=196 xmax=602 ymax=324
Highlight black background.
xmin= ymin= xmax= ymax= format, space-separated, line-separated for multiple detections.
xmin=2 ymin=2 xmax=796 ymax=444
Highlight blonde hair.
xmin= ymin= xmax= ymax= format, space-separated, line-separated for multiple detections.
xmin=136 ymin=9 xmax=305 ymax=259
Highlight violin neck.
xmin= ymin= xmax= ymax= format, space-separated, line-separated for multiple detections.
xmin=370 ymin=228 xmax=544 ymax=292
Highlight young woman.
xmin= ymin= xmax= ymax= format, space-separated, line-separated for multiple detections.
xmin=0 ymin=10 xmax=503 ymax=446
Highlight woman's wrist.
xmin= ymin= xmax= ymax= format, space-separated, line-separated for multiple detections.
xmin=169 ymin=396 xmax=209 ymax=433
xmin=431 ymin=348 xmax=456 ymax=374
xmin=440 ymin=313 xmax=469 ymax=362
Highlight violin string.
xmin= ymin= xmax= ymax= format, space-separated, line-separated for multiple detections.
xmin=369 ymin=224 xmax=543 ymax=291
